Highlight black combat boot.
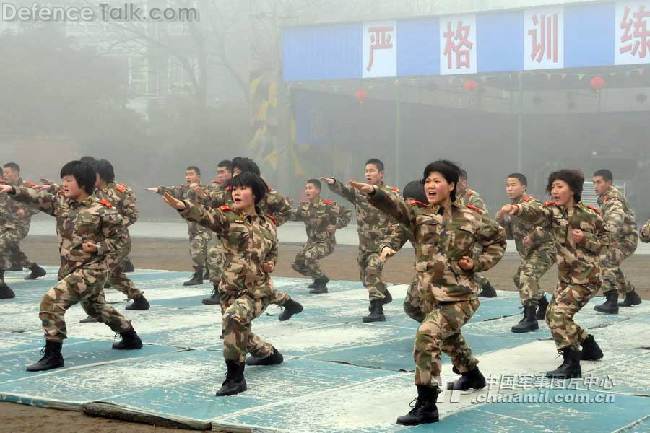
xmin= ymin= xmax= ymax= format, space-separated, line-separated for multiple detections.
xmin=395 ymin=385 xmax=440 ymax=426
xmin=309 ymin=277 xmax=329 ymax=294
xmin=511 ymin=305 xmax=539 ymax=333
xmin=536 ymin=294 xmax=549 ymax=320
xmin=202 ymin=284 xmax=221 ymax=305
xmin=478 ymin=280 xmax=497 ymax=298
xmin=24 ymin=263 xmax=46 ymax=280
xmin=112 ymin=329 xmax=143 ymax=350
xmin=216 ymin=360 xmax=247 ymax=396
xmin=594 ymin=290 xmax=619 ymax=314
xmin=581 ymin=335 xmax=604 ymax=361
xmin=122 ymin=259 xmax=135 ymax=273
xmin=619 ymin=290 xmax=642 ymax=307
xmin=546 ymin=347 xmax=581 ymax=378
xmin=447 ymin=366 xmax=486 ymax=391
xmin=363 ymin=300 xmax=386 ymax=323
xmin=246 ymin=347 xmax=284 ymax=366
xmin=26 ymin=340 xmax=64 ymax=372
xmin=380 ymin=288 xmax=393 ymax=305
xmin=0 ymin=271 xmax=15 ymax=299
xmin=125 ymin=294 xmax=150 ymax=310
xmin=278 ymin=299 xmax=304 ymax=321
xmin=183 ymin=267 xmax=204 ymax=286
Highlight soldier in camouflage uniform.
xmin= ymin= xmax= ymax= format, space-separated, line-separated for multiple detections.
xmin=163 ymin=172 xmax=285 ymax=396
xmin=2 ymin=163 xmax=47 ymax=280
xmin=497 ymin=173 xmax=556 ymax=333
xmin=79 ymin=159 xmax=149 ymax=324
xmin=499 ymin=169 xmax=607 ymax=379
xmin=290 ymin=179 xmax=351 ymax=294
xmin=147 ymin=166 xmax=212 ymax=286
xmin=457 ymin=169 xmax=498 ymax=298
xmin=189 ymin=157 xmax=303 ymax=321
xmin=323 ymin=158 xmax=402 ymax=323
xmin=351 ymin=160 xmax=506 ymax=427
xmin=0 ymin=187 xmax=19 ymax=298
xmin=592 ymin=170 xmax=641 ymax=313
xmin=0 ymin=160 xmax=143 ymax=372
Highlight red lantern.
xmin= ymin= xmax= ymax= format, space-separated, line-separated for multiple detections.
xmin=354 ymin=88 xmax=368 ymax=104
xmin=590 ymin=75 xmax=605 ymax=91
xmin=463 ymin=79 xmax=479 ymax=92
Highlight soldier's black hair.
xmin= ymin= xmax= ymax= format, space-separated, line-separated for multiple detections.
xmin=422 ymin=160 xmax=461 ymax=202
xmin=3 ymin=162 xmax=19 ymax=173
xmin=593 ymin=169 xmax=613 ymax=182
xmin=365 ymin=158 xmax=384 ymax=172
xmin=186 ymin=166 xmax=201 ymax=176
xmin=547 ymin=169 xmax=584 ymax=203
xmin=60 ymin=160 xmax=96 ymax=194
xmin=403 ymin=180 xmax=427 ymax=203
xmin=306 ymin=178 xmax=321 ymax=190
xmin=217 ymin=160 xmax=233 ymax=171
xmin=459 ymin=168 xmax=468 ymax=180
xmin=507 ymin=173 xmax=527 ymax=186
xmin=232 ymin=157 xmax=261 ymax=176
xmin=96 ymin=159 xmax=115 ymax=183
xmin=231 ymin=171 xmax=267 ymax=205
xmin=79 ymin=156 xmax=98 ymax=172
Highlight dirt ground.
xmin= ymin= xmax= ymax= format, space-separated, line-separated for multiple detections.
xmin=2 ymin=236 xmax=650 ymax=433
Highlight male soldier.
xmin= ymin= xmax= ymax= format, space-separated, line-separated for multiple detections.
xmin=457 ymin=169 xmax=498 ymax=298
xmin=0 ymin=176 xmax=19 ymax=298
xmin=592 ymin=169 xmax=641 ymax=313
xmin=290 ymin=178 xmax=351 ymax=294
xmin=323 ymin=158 xmax=402 ymax=322
xmin=187 ymin=157 xmax=303 ymax=321
xmin=202 ymin=160 xmax=233 ymax=305
xmin=147 ymin=166 xmax=212 ymax=286
xmin=497 ymin=173 xmax=555 ymax=333
xmin=80 ymin=159 xmax=149 ymax=323
xmin=0 ymin=160 xmax=143 ymax=372
xmin=2 ymin=162 xmax=47 ymax=280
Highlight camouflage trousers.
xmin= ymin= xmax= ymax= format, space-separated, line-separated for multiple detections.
xmin=514 ymin=248 xmax=556 ymax=306
xmin=0 ymin=231 xmax=14 ymax=270
xmin=41 ymin=266 xmax=133 ymax=342
xmin=546 ymin=281 xmax=596 ymax=350
xmin=189 ymin=230 xmax=212 ymax=268
xmin=404 ymin=279 xmax=435 ymax=323
xmin=105 ymin=238 xmax=143 ymax=300
xmin=220 ymin=292 xmax=275 ymax=363
xmin=357 ymin=249 xmax=389 ymax=302
xmin=0 ymin=228 xmax=31 ymax=269
xmin=600 ymin=238 xmax=637 ymax=296
xmin=292 ymin=241 xmax=334 ymax=280
xmin=207 ymin=242 xmax=226 ymax=285
xmin=414 ymin=298 xmax=480 ymax=387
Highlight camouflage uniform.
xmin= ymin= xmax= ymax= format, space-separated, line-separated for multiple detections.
xmin=10 ymin=186 xmax=134 ymax=342
xmin=0 ymin=193 xmax=18 ymax=272
xmin=157 ymin=185 xmax=212 ymax=271
xmin=498 ymin=194 xmax=556 ymax=307
xmin=368 ymin=188 xmax=506 ymax=387
xmin=178 ymin=202 xmax=278 ymax=362
xmin=327 ymin=180 xmax=401 ymax=302
xmin=641 ymin=219 xmax=650 ymax=243
xmin=597 ymin=186 xmax=638 ymax=296
xmin=5 ymin=178 xmax=40 ymax=269
xmin=96 ymin=182 xmax=143 ymax=300
xmin=290 ymin=198 xmax=351 ymax=280
xmin=515 ymin=200 xmax=607 ymax=350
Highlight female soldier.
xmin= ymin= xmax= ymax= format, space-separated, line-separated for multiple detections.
xmin=163 ymin=171 xmax=283 ymax=396
xmin=498 ymin=169 xmax=607 ymax=379
xmin=350 ymin=160 xmax=506 ymax=426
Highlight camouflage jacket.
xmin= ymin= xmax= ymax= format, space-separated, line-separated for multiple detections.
xmin=457 ymin=188 xmax=488 ymax=213
xmin=11 ymin=186 xmax=126 ymax=276
xmin=97 ymin=182 xmax=138 ymax=228
xmin=640 ymin=219 xmax=650 ymax=243
xmin=290 ymin=198 xmax=352 ymax=244
xmin=597 ymin=186 xmax=638 ymax=247
xmin=327 ymin=179 xmax=402 ymax=252
xmin=498 ymin=194 xmax=555 ymax=259
xmin=179 ymin=203 xmax=277 ymax=298
xmin=516 ymin=201 xmax=607 ymax=286
xmin=157 ymin=184 xmax=210 ymax=237
xmin=369 ymin=188 xmax=506 ymax=302
xmin=6 ymin=178 xmax=40 ymax=233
